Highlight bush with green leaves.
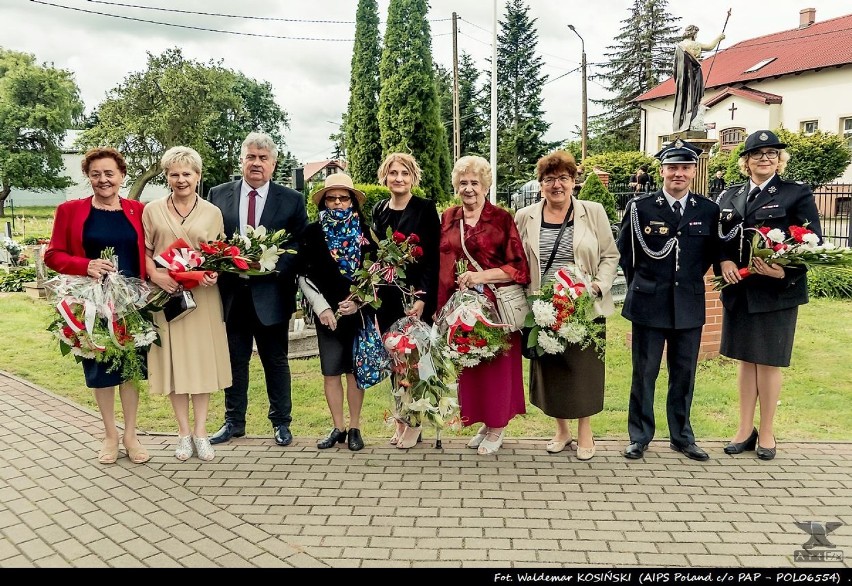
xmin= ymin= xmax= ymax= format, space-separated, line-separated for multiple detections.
xmin=0 ymin=267 xmax=38 ymax=292
xmin=577 ymin=172 xmax=618 ymax=223
xmin=808 ymin=266 xmax=852 ymax=299
xmin=306 ymin=183 xmax=425 ymax=225
xmin=580 ymin=151 xmax=658 ymax=184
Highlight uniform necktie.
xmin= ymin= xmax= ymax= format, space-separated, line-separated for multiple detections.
xmin=672 ymin=200 xmax=682 ymax=216
xmin=747 ymin=186 xmax=761 ymax=203
xmin=247 ymin=190 xmax=258 ymax=228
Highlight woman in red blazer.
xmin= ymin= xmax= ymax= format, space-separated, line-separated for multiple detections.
xmin=45 ymin=147 xmax=149 ymax=465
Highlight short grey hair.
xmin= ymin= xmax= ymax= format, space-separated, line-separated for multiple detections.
xmin=240 ymin=132 xmax=279 ymax=162
xmin=452 ymin=155 xmax=492 ymax=192
xmin=160 ymin=146 xmax=202 ymax=174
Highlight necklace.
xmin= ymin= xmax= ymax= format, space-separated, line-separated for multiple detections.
xmin=170 ymin=195 xmax=198 ymax=224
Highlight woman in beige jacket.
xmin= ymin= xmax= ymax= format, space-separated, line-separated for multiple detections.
xmin=514 ymin=150 xmax=619 ymax=460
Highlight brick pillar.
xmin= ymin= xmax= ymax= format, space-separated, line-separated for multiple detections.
xmin=624 ymin=268 xmax=722 ymax=362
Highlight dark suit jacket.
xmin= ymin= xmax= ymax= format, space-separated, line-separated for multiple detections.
xmin=208 ymin=180 xmax=308 ymax=326
xmin=617 ymin=190 xmax=720 ymax=330
xmin=45 ymin=196 xmax=147 ymax=280
xmin=371 ymin=195 xmax=441 ymax=325
xmin=715 ymin=174 xmax=822 ymax=313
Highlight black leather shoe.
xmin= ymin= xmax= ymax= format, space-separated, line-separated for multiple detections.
xmin=317 ymin=428 xmax=347 ymax=449
xmin=671 ymin=442 xmax=710 ymax=461
xmin=274 ymin=425 xmax=292 ymax=447
xmin=756 ymin=437 xmax=777 ymax=461
xmin=209 ymin=422 xmax=245 ymax=445
xmin=348 ymin=428 xmax=364 ymax=451
xmin=724 ymin=428 xmax=758 ymax=454
xmin=624 ymin=442 xmax=649 ymax=459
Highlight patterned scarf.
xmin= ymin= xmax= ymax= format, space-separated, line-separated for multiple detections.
xmin=320 ymin=207 xmax=363 ymax=280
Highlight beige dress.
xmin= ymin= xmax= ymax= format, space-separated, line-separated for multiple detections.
xmin=142 ymin=197 xmax=232 ymax=395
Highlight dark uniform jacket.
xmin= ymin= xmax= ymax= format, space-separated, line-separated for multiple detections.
xmin=715 ymin=174 xmax=822 ymax=313
xmin=617 ymin=190 xmax=721 ymax=330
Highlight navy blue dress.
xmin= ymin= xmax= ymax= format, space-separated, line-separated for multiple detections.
xmin=81 ymin=208 xmax=143 ymax=388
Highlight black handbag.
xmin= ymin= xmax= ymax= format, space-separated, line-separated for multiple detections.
xmin=163 ymin=289 xmax=197 ymax=323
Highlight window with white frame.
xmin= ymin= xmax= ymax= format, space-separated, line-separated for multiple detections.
xmin=842 ymin=118 xmax=852 ymax=150
xmin=801 ymin=120 xmax=819 ymax=135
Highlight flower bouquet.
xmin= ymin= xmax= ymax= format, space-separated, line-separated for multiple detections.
xmin=382 ymin=316 xmax=460 ymax=447
xmin=523 ymin=267 xmax=606 ymax=359
xmin=200 ymin=225 xmax=295 ymax=275
xmin=710 ymin=224 xmax=852 ymax=290
xmin=1 ymin=236 xmax=22 ymax=266
xmin=434 ymin=289 xmax=511 ymax=370
xmin=45 ymin=249 xmax=159 ymax=383
xmin=337 ymin=228 xmax=424 ymax=318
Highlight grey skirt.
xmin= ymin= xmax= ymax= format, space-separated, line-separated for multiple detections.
xmin=720 ymin=305 xmax=798 ymax=367
xmin=529 ymin=335 xmax=605 ymax=419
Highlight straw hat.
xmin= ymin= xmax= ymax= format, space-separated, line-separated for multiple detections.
xmin=311 ymin=172 xmax=366 ymax=206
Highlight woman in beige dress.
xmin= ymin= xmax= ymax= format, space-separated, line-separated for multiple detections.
xmin=143 ymin=146 xmax=232 ymax=462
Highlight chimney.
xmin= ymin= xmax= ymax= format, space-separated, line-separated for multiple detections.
xmin=799 ymin=7 xmax=816 ymax=29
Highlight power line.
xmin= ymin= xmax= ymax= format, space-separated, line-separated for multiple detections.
xmin=458 ymin=16 xmax=579 ymax=66
xmin=31 ymin=0 xmax=355 ymax=41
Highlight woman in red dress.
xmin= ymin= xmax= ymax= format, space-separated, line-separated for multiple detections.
xmin=436 ymin=156 xmax=530 ymax=455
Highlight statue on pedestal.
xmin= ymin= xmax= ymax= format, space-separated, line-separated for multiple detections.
xmin=672 ymin=24 xmax=725 ymax=133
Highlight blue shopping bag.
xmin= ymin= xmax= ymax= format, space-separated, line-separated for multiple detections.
xmin=353 ymin=313 xmax=391 ymax=390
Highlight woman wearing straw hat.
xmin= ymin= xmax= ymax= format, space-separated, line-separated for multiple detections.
xmin=297 ymin=173 xmax=379 ymax=451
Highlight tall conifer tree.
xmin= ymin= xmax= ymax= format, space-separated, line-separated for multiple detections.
xmin=458 ymin=52 xmax=487 ymax=157
xmin=378 ymin=0 xmax=451 ymax=201
xmin=346 ymin=0 xmax=382 ymax=184
xmin=591 ymin=0 xmax=682 ymax=149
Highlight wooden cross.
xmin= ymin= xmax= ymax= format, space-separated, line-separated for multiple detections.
xmin=728 ymin=102 xmax=737 ymax=120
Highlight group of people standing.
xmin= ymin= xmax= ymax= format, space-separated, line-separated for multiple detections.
xmin=45 ymin=128 xmax=820 ymax=465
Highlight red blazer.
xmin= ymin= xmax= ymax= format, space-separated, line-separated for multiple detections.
xmin=45 ymin=196 xmax=147 ymax=279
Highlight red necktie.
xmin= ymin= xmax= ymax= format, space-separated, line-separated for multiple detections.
xmin=247 ymin=190 xmax=258 ymax=228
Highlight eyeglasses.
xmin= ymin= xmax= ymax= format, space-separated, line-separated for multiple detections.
xmin=542 ymin=175 xmax=573 ymax=186
xmin=748 ymin=150 xmax=780 ymax=161
xmin=325 ymin=195 xmax=351 ymax=203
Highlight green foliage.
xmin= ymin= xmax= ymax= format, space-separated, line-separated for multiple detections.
xmin=306 ymin=183 xmax=425 ymax=225
xmin=0 ymin=267 xmax=37 ymax=291
xmin=378 ymin=0 xmax=452 ymax=202
xmin=590 ymin=0 xmax=681 ymax=149
xmin=808 ymin=266 xmax=852 ymax=299
xmin=582 ymin=151 xmax=658 ymax=183
xmin=724 ymin=143 xmax=747 ymax=184
xmin=709 ymin=148 xmax=731 ymax=176
xmin=775 ymin=128 xmax=852 ymax=187
xmin=577 ymin=172 xmax=618 ymax=223
xmin=0 ymin=48 xmax=84 ymax=215
xmin=79 ymin=48 xmax=289 ymax=200
xmin=458 ymin=52 xmax=487 ymax=157
xmin=346 ymin=0 xmax=383 ymax=184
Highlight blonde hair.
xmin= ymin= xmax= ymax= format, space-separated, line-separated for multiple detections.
xmin=161 ymin=146 xmax=203 ymax=174
xmin=377 ymin=152 xmax=421 ymax=187
xmin=737 ymin=148 xmax=790 ymax=177
xmin=451 ymin=155 xmax=492 ymax=192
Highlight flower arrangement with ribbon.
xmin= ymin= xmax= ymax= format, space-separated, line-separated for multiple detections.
xmin=523 ymin=267 xmax=606 ymax=359
xmin=382 ymin=316 xmax=460 ymax=440
xmin=45 ymin=249 xmax=159 ymax=383
xmin=710 ymin=223 xmax=852 ymax=290
xmin=434 ymin=289 xmax=511 ymax=370
xmin=336 ymin=227 xmax=424 ymax=318
xmin=200 ymin=225 xmax=295 ymax=275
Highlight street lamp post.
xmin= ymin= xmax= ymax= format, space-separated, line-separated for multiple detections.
xmin=567 ymin=24 xmax=588 ymax=162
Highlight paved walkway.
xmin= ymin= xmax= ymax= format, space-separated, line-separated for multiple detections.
xmin=0 ymin=370 xmax=850 ymax=569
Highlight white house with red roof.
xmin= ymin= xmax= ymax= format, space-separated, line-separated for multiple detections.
xmin=635 ymin=7 xmax=852 ymax=181
xmin=302 ymin=159 xmax=347 ymax=184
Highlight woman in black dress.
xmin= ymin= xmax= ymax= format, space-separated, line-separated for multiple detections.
xmin=45 ymin=148 xmax=150 ymax=465
xmin=716 ymin=130 xmax=823 ymax=460
xmin=298 ymin=174 xmax=378 ymax=451
xmin=371 ymin=153 xmax=440 ymax=447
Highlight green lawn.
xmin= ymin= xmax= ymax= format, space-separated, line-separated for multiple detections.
xmin=1 ymin=291 xmax=850 ymax=442
xmin=3 ymin=205 xmax=56 ymax=240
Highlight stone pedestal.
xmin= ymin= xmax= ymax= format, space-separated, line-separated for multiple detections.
xmin=23 ymin=282 xmax=47 ymax=299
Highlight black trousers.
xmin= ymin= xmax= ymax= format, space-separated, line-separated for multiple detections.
xmin=223 ymin=285 xmax=292 ymax=429
xmin=627 ymin=324 xmax=701 ymax=447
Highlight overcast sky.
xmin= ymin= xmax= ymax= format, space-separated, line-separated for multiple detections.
xmin=2 ymin=0 xmax=848 ymax=165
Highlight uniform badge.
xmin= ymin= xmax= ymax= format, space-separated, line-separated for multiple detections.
xmin=690 ymin=197 xmax=696 ymax=207
xmin=655 ymin=196 xmax=664 ymax=205
xmin=737 ymin=185 xmax=745 ymax=195
xmin=674 ymin=139 xmax=684 ymax=148
xmin=725 ymin=212 xmax=733 ymax=221
xmin=644 ymin=226 xmax=652 ymax=234
xmin=768 ymin=186 xmax=777 ymax=194
xmin=659 ymin=227 xmax=669 ymax=235
xmin=759 ymin=132 xmax=769 ymax=141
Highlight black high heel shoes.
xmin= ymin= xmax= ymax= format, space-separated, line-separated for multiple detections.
xmin=723 ymin=428 xmax=758 ymax=455
xmin=317 ymin=428 xmax=347 ymax=449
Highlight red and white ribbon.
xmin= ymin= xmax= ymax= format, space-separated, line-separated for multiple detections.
xmin=553 ymin=267 xmax=586 ymax=300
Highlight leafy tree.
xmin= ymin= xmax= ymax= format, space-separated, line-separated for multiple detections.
xmin=0 ymin=48 xmax=84 ymax=216
xmin=378 ymin=0 xmax=452 ymax=201
xmin=274 ymin=150 xmax=301 ymax=189
xmin=329 ymin=114 xmax=347 ymax=161
xmin=577 ymin=171 xmax=618 ymax=223
xmin=78 ymin=48 xmax=288 ymax=200
xmin=482 ymin=0 xmax=551 ymax=193
xmin=346 ymin=0 xmax=383 ymax=184
xmin=581 ymin=150 xmax=658 ymax=184
xmin=590 ymin=0 xmax=681 ymax=149
xmin=775 ymin=128 xmax=851 ymax=187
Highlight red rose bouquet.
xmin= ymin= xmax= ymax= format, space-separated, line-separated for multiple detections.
xmin=434 ymin=289 xmax=510 ymax=370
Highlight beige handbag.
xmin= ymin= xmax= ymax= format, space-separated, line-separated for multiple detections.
xmin=459 ymin=220 xmax=529 ymax=332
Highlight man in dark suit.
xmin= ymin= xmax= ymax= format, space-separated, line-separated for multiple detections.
xmin=208 ymin=132 xmax=308 ymax=447
xmin=617 ymin=139 xmax=721 ymax=461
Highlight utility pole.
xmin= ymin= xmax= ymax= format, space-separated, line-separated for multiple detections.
xmin=489 ymin=0 xmax=498 ymax=204
xmin=452 ymin=12 xmax=461 ymax=161
xmin=568 ymin=24 xmax=588 ymax=162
